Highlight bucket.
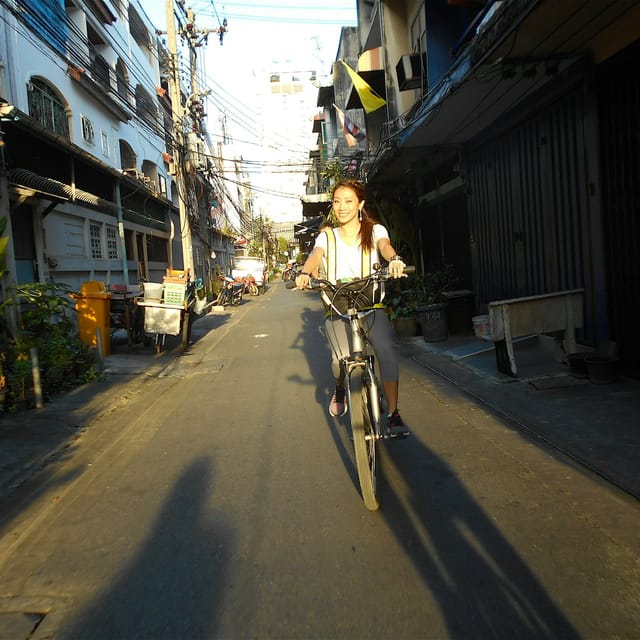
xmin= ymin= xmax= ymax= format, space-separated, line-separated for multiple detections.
xmin=472 ymin=314 xmax=492 ymax=340
xmin=585 ymin=355 xmax=618 ymax=385
xmin=417 ymin=303 xmax=448 ymax=343
xmin=143 ymin=282 xmax=164 ymax=302
xmin=567 ymin=352 xmax=590 ymax=378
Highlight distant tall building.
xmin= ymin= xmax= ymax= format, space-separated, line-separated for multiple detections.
xmin=252 ymin=66 xmax=320 ymax=222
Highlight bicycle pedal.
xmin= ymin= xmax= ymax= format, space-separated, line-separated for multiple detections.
xmin=387 ymin=430 xmax=410 ymax=440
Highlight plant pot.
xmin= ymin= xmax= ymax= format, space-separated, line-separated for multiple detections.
xmin=391 ymin=316 xmax=420 ymax=338
xmin=417 ymin=303 xmax=448 ymax=342
xmin=585 ymin=355 xmax=618 ymax=384
xmin=567 ymin=352 xmax=590 ymax=378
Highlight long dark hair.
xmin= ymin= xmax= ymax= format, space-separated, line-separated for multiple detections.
xmin=331 ymin=178 xmax=377 ymax=253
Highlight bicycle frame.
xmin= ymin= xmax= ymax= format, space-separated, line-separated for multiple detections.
xmin=307 ymin=264 xmax=414 ymax=510
xmin=340 ymin=307 xmax=385 ymax=442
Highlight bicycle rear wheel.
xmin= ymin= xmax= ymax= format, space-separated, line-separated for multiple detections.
xmin=349 ymin=368 xmax=379 ymax=511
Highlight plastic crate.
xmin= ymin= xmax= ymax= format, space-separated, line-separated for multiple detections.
xmin=163 ymin=282 xmax=186 ymax=305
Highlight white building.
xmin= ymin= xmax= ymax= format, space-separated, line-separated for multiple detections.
xmin=0 ymin=0 xmax=196 ymax=292
xmin=249 ymin=65 xmax=321 ymax=223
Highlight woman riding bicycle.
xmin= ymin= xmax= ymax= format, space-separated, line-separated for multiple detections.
xmin=295 ymin=178 xmax=408 ymax=435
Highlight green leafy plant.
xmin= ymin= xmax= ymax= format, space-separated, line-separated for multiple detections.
xmin=385 ymin=275 xmax=422 ymax=319
xmin=419 ymin=265 xmax=458 ymax=305
xmin=385 ymin=266 xmax=459 ymax=319
xmin=320 ymin=158 xmax=347 ymax=188
xmin=1 ymin=282 xmax=97 ymax=411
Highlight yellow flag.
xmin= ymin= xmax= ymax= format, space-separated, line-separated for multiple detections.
xmin=338 ymin=59 xmax=386 ymax=114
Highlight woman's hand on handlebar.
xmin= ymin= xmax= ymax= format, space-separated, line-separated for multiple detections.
xmin=295 ymin=272 xmax=312 ymax=290
xmin=388 ymin=258 xmax=407 ymax=279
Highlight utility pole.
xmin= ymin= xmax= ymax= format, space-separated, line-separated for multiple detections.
xmin=164 ymin=0 xmax=194 ymax=276
xmin=161 ymin=3 xmax=227 ymax=276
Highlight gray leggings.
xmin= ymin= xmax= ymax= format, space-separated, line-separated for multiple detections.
xmin=325 ymin=308 xmax=399 ymax=383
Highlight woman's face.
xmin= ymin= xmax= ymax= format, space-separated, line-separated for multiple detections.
xmin=332 ymin=186 xmax=362 ymax=226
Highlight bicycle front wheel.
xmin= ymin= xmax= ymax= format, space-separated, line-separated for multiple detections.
xmin=349 ymin=368 xmax=379 ymax=511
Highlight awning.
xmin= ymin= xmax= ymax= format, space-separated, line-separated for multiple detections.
xmin=8 ymin=168 xmax=119 ymax=216
xmin=294 ymin=215 xmax=324 ymax=238
xmin=300 ymin=192 xmax=331 ymax=218
xmin=317 ymin=85 xmax=334 ymax=107
xmin=8 ymin=168 xmax=168 ymax=230
xmin=358 ymin=47 xmax=383 ymax=71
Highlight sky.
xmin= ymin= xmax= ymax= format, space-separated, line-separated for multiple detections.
xmin=138 ymin=0 xmax=358 ymax=222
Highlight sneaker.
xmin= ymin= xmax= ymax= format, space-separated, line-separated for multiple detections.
xmin=329 ymin=386 xmax=348 ymax=417
xmin=387 ymin=410 xmax=410 ymax=438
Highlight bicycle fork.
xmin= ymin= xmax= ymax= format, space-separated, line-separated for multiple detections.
xmin=343 ymin=311 xmax=386 ymax=440
xmin=343 ymin=358 xmax=385 ymax=440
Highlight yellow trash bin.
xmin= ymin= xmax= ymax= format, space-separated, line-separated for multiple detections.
xmin=72 ymin=282 xmax=112 ymax=356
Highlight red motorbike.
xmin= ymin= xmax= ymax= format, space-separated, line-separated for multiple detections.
xmin=239 ymin=274 xmax=259 ymax=296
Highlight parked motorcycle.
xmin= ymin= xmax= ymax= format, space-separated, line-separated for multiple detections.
xmin=217 ymin=275 xmax=244 ymax=306
xmin=282 ymin=263 xmax=299 ymax=282
xmin=239 ymin=274 xmax=259 ymax=296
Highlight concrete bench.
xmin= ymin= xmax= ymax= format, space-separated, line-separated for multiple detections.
xmin=488 ymin=289 xmax=584 ymax=377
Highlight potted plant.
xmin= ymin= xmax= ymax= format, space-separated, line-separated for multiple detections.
xmin=385 ymin=279 xmax=421 ymax=338
xmin=416 ymin=266 xmax=457 ymax=342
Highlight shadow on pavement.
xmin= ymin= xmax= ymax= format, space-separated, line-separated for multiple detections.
xmin=287 ymin=301 xmax=361 ymax=497
xmin=59 ymin=457 xmax=233 ymax=640
xmin=0 ymin=309 xmax=233 ymax=531
xmin=380 ymin=437 xmax=581 ymax=639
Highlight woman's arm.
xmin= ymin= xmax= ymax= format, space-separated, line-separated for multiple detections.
xmin=377 ymin=236 xmax=405 ymax=278
xmin=295 ymin=246 xmax=324 ymax=288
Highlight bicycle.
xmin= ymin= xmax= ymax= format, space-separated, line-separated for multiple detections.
xmin=292 ymin=264 xmax=414 ymax=510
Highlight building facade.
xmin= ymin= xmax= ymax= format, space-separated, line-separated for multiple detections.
xmin=315 ymin=0 xmax=640 ymax=377
xmin=0 ymin=0 xmax=239 ymax=319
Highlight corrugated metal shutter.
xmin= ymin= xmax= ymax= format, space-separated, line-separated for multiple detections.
xmin=466 ymin=89 xmax=595 ymax=336
xmin=597 ymin=43 xmax=640 ymax=376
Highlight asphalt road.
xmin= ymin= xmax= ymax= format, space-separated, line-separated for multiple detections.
xmin=0 ymin=283 xmax=638 ymax=639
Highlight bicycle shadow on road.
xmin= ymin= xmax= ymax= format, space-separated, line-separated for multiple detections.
xmin=288 ymin=303 xmax=361 ymax=493
xmin=378 ymin=438 xmax=580 ymax=639
xmin=60 ymin=457 xmax=233 ymax=640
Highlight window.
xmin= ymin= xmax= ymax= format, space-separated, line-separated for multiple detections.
xmin=106 ymin=226 xmax=118 ymax=259
xmin=411 ymin=3 xmax=426 ymax=55
xmin=28 ymin=78 xmax=69 ymax=139
xmin=90 ymin=50 xmax=111 ymax=88
xmin=101 ymin=130 xmax=109 ymax=156
xmin=90 ymin=223 xmax=103 ymax=259
xmin=63 ymin=219 xmax=84 ymax=256
xmin=135 ymin=84 xmax=157 ymax=126
xmin=119 ymin=139 xmax=136 ymax=170
xmin=146 ymin=235 xmax=168 ymax=262
xmin=128 ymin=5 xmax=151 ymax=52
xmin=20 ymin=0 xmax=67 ymax=56
xmin=115 ymin=58 xmax=129 ymax=102
xmin=81 ymin=115 xmax=95 ymax=144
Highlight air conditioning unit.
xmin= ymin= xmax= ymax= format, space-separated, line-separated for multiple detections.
xmin=396 ymin=53 xmax=425 ymax=91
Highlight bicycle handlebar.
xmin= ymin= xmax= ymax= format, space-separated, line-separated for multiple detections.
xmin=286 ymin=264 xmax=415 ymax=292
